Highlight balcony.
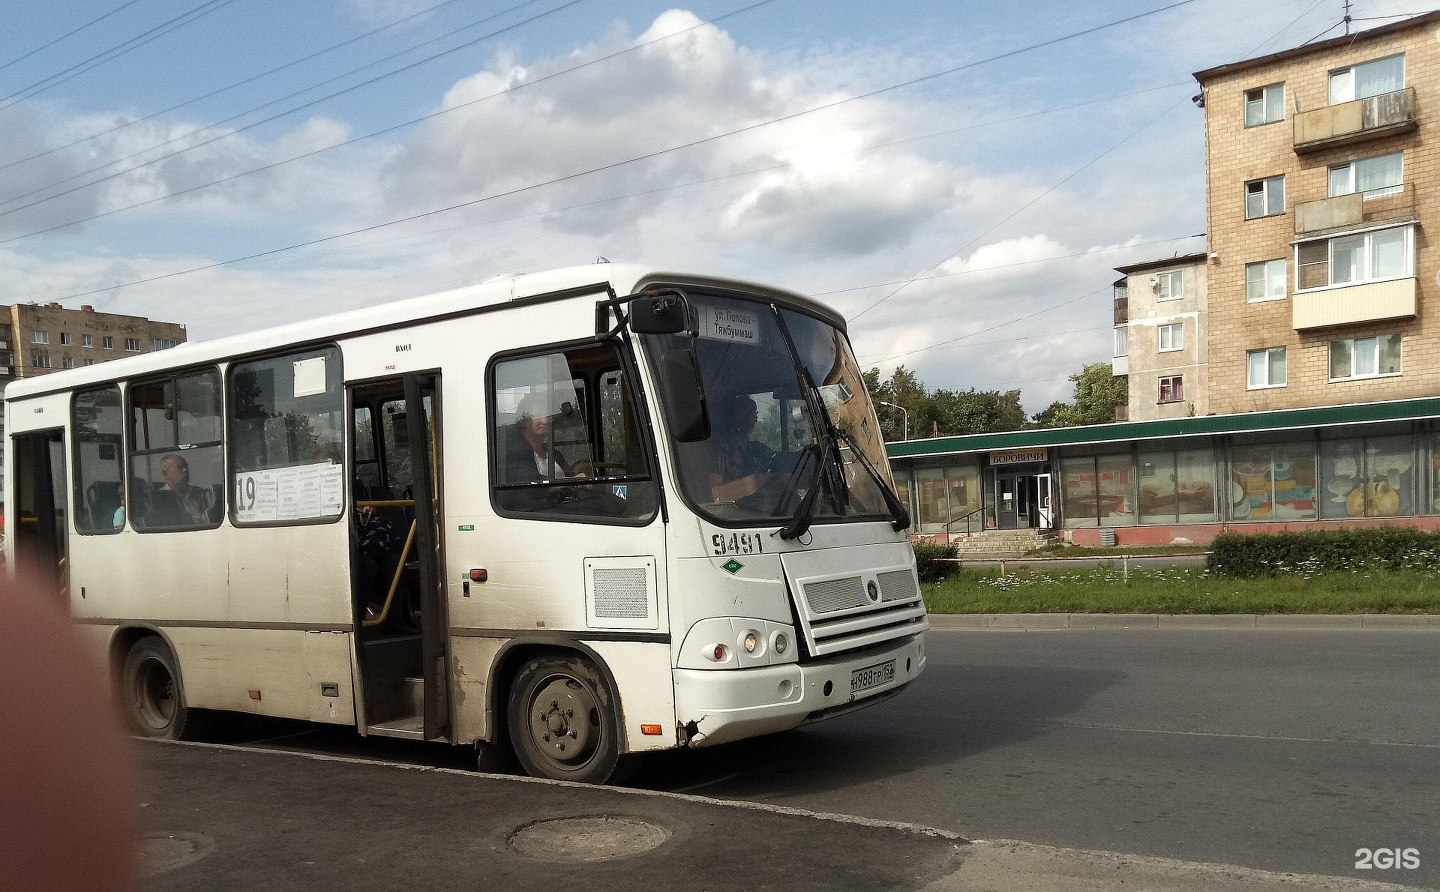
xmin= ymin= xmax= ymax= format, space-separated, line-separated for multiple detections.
xmin=1111 ymin=354 xmax=1129 ymax=376
xmin=1294 ymin=184 xmax=1415 ymax=235
xmin=1293 ymin=87 xmax=1416 ymax=153
xmin=1293 ymin=277 xmax=1416 ymax=330
xmin=1113 ymin=295 xmax=1128 ymax=324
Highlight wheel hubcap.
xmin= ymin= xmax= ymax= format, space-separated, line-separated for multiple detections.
xmin=135 ymin=658 xmax=175 ymax=730
xmin=528 ymin=675 xmax=600 ymax=768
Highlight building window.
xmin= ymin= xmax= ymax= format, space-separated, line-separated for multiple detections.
xmin=1244 ymin=83 xmax=1284 ymax=126
xmin=62 ymin=357 xmax=73 ymax=370
xmin=1158 ymin=375 xmax=1184 ymax=403
xmin=1152 ymin=270 xmax=1183 ymax=300
xmin=1157 ymin=322 xmax=1184 ymax=352
xmin=83 ymin=359 xmax=93 ymax=366
xmin=31 ymin=331 xmax=49 ymax=345
xmin=1246 ymin=259 xmax=1286 ymax=301
xmin=1247 ymin=347 xmax=1287 ymax=388
xmin=152 ymin=337 xmax=182 ymax=350
xmin=1296 ymin=225 xmax=1410 ymax=290
xmin=1329 ymin=152 xmax=1402 ymax=199
xmin=59 ymin=332 xmax=72 ymax=345
xmin=102 ymin=336 xmax=113 ymax=349
xmin=1113 ymin=326 xmax=1128 ymax=357
xmin=32 ymin=353 xmax=51 ymax=369
xmin=1330 ymin=334 xmax=1400 ymax=381
xmin=124 ymin=338 xmax=141 ymax=352
xmin=1329 ymin=54 xmax=1404 ymax=104
xmin=1245 ymin=175 xmax=1285 ymax=219
xmin=82 ymin=334 xmax=93 ymax=348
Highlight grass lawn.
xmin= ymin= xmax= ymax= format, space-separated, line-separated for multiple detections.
xmin=923 ymin=567 xmax=1440 ymax=614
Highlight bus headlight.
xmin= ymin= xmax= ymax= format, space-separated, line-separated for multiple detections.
xmin=772 ymin=632 xmax=789 ymax=655
xmin=742 ymin=630 xmax=761 ymax=654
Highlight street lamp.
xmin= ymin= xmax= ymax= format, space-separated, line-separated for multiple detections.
xmin=877 ymin=401 xmax=909 ymax=441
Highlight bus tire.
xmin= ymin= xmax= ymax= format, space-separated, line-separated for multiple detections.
xmin=121 ymin=637 xmax=192 ymax=739
xmin=507 ymin=652 xmax=631 ymax=784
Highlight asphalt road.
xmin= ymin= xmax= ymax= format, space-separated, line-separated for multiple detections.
xmin=637 ymin=629 xmax=1440 ymax=889
xmin=202 ymin=628 xmax=1440 ymax=889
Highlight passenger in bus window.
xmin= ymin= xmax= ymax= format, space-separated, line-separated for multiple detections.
xmin=157 ymin=454 xmax=211 ymax=525
xmin=710 ymin=395 xmax=775 ymax=500
xmin=112 ymin=484 xmax=127 ymax=529
xmin=503 ymin=394 xmax=578 ymax=483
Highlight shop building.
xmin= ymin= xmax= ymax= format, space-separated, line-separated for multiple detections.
xmin=887 ymin=397 xmax=1440 ymax=545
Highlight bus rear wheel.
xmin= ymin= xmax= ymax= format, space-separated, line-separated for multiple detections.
xmin=122 ymin=637 xmax=192 ymax=739
xmin=508 ymin=653 xmax=629 ymax=784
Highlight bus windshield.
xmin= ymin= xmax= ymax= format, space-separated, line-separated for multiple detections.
xmin=641 ymin=293 xmax=898 ymax=527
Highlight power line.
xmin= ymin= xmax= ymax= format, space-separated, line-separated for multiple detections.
xmin=0 ymin=0 xmax=578 ymax=212
xmin=0 ymin=0 xmax=148 ymax=75
xmin=0 ymin=0 xmax=241 ymax=110
xmin=0 ymin=0 xmax=483 ymax=175
xmin=2 ymin=0 xmax=1197 ymax=278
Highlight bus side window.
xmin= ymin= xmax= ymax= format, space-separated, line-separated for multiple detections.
xmin=490 ymin=345 xmax=657 ymax=523
xmin=128 ymin=370 xmax=224 ymax=532
xmin=73 ymin=385 xmax=125 ymax=533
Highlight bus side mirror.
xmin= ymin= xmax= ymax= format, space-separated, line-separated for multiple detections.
xmin=656 ymin=349 xmax=709 ymax=443
xmin=627 ymin=290 xmax=691 ymax=335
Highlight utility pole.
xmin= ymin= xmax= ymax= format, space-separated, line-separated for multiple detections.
xmin=1343 ymin=0 xmax=1352 ymax=35
xmin=878 ymin=401 xmax=909 ymax=441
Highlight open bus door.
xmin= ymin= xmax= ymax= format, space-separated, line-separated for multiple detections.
xmin=349 ymin=373 xmax=449 ymax=741
xmin=11 ymin=430 xmax=68 ymax=607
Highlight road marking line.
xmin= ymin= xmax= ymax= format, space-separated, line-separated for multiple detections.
xmin=1042 ymin=720 xmax=1440 ymax=749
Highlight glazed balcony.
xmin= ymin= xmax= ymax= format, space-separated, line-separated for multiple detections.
xmin=1293 ymin=87 xmax=1416 ymax=154
xmin=1292 ymin=277 xmax=1416 ymax=330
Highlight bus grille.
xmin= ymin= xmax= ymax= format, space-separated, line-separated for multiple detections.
xmin=592 ymin=568 xmax=651 ymax=619
xmin=793 ymin=568 xmax=925 ymax=658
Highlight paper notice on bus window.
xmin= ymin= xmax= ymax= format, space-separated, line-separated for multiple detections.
xmin=292 ymin=356 xmax=327 ymax=398
xmin=235 ymin=462 xmax=344 ymax=523
xmin=697 ymin=304 xmax=761 ymax=345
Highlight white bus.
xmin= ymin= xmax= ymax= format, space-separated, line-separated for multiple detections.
xmin=4 ymin=264 xmax=927 ymax=783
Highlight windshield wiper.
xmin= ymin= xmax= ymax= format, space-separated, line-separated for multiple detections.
xmin=836 ymin=427 xmax=911 ymax=532
xmin=776 ymin=439 xmax=840 ymax=541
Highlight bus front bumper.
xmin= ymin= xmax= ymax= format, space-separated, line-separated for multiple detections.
xmin=672 ymin=633 xmax=925 ymax=748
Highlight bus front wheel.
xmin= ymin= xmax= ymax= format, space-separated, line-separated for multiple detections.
xmin=121 ymin=637 xmax=192 ymax=739
xmin=508 ymin=653 xmax=629 ymax=784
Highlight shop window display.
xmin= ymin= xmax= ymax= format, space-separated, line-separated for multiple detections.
xmin=1321 ymin=437 xmax=1415 ymax=518
xmin=1060 ymin=456 xmax=1099 ymax=527
xmin=1229 ymin=443 xmax=1316 ymax=522
xmin=1096 ymin=453 xmax=1136 ymax=527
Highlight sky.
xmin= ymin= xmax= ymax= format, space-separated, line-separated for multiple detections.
xmin=0 ymin=0 xmax=1428 ymax=413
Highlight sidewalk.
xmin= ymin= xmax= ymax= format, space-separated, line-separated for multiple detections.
xmin=927 ymin=613 xmax=1440 ymax=630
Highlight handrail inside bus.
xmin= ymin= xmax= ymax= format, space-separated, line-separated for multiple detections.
xmin=362 ymin=517 xmax=417 ymax=630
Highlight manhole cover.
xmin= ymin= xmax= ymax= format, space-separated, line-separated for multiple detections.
xmin=140 ymin=831 xmax=215 ymax=875
xmin=508 ymin=816 xmax=670 ymax=861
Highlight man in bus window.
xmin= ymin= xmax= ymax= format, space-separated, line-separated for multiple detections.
xmin=156 ymin=453 xmax=211 ymax=525
xmin=503 ymin=393 xmax=576 ymax=484
xmin=710 ymin=394 xmax=775 ymax=500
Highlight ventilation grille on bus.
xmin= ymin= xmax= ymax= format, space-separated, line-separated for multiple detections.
xmin=584 ymin=557 xmax=659 ymax=631
xmin=792 ymin=567 xmax=926 ymax=657
xmin=804 ymin=576 xmax=869 ymax=614
xmin=592 ymin=568 xmax=650 ymax=619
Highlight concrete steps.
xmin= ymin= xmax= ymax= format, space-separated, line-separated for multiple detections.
xmin=949 ymin=528 xmax=1060 ymax=559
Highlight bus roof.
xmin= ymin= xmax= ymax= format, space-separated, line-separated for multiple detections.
xmin=3 ymin=263 xmax=844 ymax=402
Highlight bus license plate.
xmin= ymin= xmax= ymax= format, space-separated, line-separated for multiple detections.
xmin=850 ymin=660 xmax=895 ymax=694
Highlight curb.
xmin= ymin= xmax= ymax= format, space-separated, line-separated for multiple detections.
xmin=926 ymin=613 xmax=1440 ymax=631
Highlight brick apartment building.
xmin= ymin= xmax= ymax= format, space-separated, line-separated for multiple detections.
xmin=1111 ymin=253 xmax=1209 ymax=421
xmin=0 ymin=303 xmax=186 ymax=385
xmin=1195 ymin=11 xmax=1440 ymax=415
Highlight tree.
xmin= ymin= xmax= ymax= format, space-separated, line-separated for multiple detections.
xmin=1032 ymin=363 xmax=1128 ymax=428
xmin=863 ymin=366 xmax=1027 ymax=440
